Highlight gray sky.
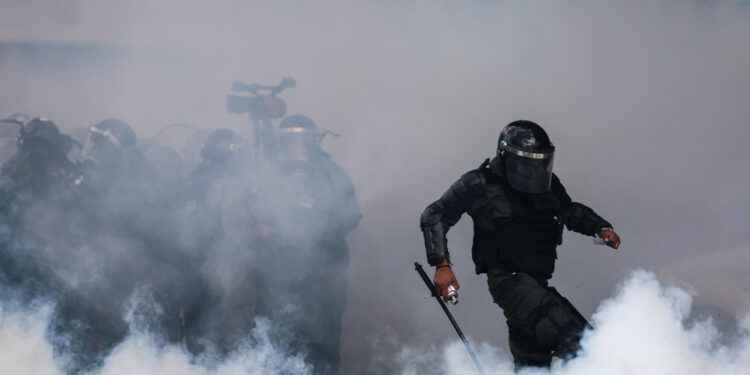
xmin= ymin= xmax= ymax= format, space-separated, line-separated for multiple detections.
xmin=1 ymin=1 xmax=749 ymax=373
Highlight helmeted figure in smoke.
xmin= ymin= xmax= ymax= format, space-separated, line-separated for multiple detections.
xmin=184 ymin=129 xmax=251 ymax=269
xmin=78 ymin=118 xmax=154 ymax=195
xmin=421 ymin=120 xmax=621 ymax=369
xmin=188 ymin=129 xmax=250 ymax=205
xmin=1 ymin=117 xmax=79 ymax=198
xmin=50 ymin=118 xmax=186 ymax=374
xmin=260 ymin=114 xmax=361 ymax=375
xmin=143 ymin=140 xmax=187 ymax=207
xmin=184 ymin=129 xmax=265 ymax=354
xmin=0 ymin=117 xmax=80 ymax=295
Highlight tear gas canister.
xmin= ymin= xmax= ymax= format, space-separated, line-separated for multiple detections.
xmin=447 ymin=285 xmax=458 ymax=305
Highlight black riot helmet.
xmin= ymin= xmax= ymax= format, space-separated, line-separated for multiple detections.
xmin=200 ymin=129 xmax=248 ymax=164
xmin=497 ymin=120 xmax=555 ymax=193
xmin=145 ymin=143 xmax=185 ymax=184
xmin=17 ymin=117 xmax=76 ymax=154
xmin=278 ymin=115 xmax=323 ymax=163
xmin=80 ymin=119 xmax=137 ymax=165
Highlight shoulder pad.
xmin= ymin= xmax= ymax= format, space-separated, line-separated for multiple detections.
xmin=478 ymin=158 xmax=491 ymax=169
xmin=457 ymin=169 xmax=486 ymax=190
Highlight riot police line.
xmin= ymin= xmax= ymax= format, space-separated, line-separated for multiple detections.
xmin=0 ymin=80 xmax=361 ymax=375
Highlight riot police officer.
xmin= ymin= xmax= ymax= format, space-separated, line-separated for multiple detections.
xmin=263 ymin=114 xmax=361 ymax=375
xmin=53 ymin=118 xmax=169 ymax=373
xmin=78 ymin=118 xmax=157 ymax=200
xmin=0 ymin=117 xmax=80 ymax=295
xmin=186 ymin=129 xmax=262 ymax=354
xmin=1 ymin=117 xmax=79 ymax=197
xmin=80 ymin=119 xmax=138 ymax=165
xmin=421 ymin=120 xmax=621 ymax=369
xmin=188 ymin=129 xmax=249 ymax=205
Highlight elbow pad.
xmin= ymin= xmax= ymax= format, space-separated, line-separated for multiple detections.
xmin=421 ymin=204 xmax=450 ymax=265
xmin=420 ymin=169 xmax=486 ymax=266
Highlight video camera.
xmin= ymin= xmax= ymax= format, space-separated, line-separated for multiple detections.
xmin=226 ymin=77 xmax=296 ymax=119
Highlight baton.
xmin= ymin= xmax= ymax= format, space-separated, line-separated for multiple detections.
xmin=415 ymin=262 xmax=486 ymax=375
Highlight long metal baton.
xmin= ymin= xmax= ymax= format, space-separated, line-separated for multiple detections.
xmin=415 ymin=262 xmax=486 ymax=375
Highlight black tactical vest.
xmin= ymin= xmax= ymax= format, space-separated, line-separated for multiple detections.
xmin=470 ymin=168 xmax=563 ymax=279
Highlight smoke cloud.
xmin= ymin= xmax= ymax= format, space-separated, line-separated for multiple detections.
xmin=400 ymin=270 xmax=750 ymax=375
xmin=0 ymin=303 xmax=311 ymax=375
xmin=1 ymin=271 xmax=747 ymax=374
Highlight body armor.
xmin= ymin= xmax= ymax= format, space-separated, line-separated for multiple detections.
xmin=471 ymin=168 xmax=563 ymax=277
xmin=421 ymin=158 xmax=611 ymax=278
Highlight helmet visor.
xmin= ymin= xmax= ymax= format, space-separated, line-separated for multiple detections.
xmin=504 ymin=146 xmax=554 ymax=193
xmin=279 ymin=127 xmax=319 ymax=162
xmin=80 ymin=127 xmax=121 ymax=163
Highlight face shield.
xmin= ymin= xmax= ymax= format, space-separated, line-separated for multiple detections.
xmin=201 ymin=139 xmax=245 ymax=164
xmin=278 ymin=127 xmax=321 ymax=163
xmin=501 ymin=141 xmax=555 ymax=193
xmin=80 ymin=126 xmax=122 ymax=164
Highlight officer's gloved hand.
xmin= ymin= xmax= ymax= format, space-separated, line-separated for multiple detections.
xmin=599 ymin=229 xmax=621 ymax=249
xmin=433 ymin=260 xmax=460 ymax=302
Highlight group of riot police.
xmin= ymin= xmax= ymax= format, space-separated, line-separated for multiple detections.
xmin=0 ymin=110 xmax=360 ymax=374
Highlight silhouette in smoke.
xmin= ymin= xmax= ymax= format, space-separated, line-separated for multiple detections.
xmin=189 ymin=129 xmax=250 ymax=204
xmin=183 ymin=128 xmax=263 ymax=355
xmin=257 ymin=114 xmax=361 ymax=375
xmin=0 ymin=100 xmax=361 ymax=374
xmin=142 ymin=140 xmax=187 ymax=206
xmin=46 ymin=118 xmax=189 ymax=373
xmin=79 ymin=119 xmax=150 ymax=189
xmin=421 ymin=120 xmax=622 ymax=370
xmin=0 ymin=117 xmax=80 ymax=296
xmin=3 ymin=117 xmax=78 ymax=197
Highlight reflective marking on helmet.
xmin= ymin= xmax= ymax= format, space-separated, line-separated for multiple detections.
xmin=279 ymin=127 xmax=316 ymax=134
xmin=88 ymin=126 xmax=122 ymax=148
xmin=503 ymin=144 xmax=554 ymax=159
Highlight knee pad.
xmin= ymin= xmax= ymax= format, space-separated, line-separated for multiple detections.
xmin=532 ymin=288 xmax=591 ymax=358
xmin=507 ymin=323 xmax=552 ymax=369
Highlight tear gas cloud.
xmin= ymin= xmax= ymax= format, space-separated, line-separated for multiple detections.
xmin=0 ymin=1 xmax=749 ymax=374
xmin=400 ymin=271 xmax=750 ymax=375
xmin=1 ymin=270 xmax=748 ymax=374
xmin=0 ymin=304 xmax=311 ymax=375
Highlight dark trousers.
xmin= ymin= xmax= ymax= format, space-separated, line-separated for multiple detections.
xmin=486 ymin=267 xmax=590 ymax=370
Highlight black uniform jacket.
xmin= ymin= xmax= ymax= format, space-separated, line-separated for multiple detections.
xmin=421 ymin=158 xmax=611 ymax=277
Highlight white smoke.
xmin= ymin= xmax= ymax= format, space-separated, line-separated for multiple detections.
xmin=0 ymin=305 xmax=63 ymax=375
xmin=2 ymin=270 xmax=747 ymax=374
xmin=98 ymin=317 xmax=311 ymax=375
xmin=398 ymin=270 xmax=750 ymax=375
xmin=0 ymin=302 xmax=311 ymax=375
